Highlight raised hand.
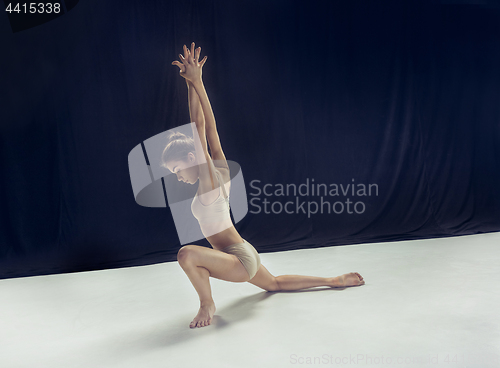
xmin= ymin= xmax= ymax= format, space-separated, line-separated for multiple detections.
xmin=171 ymin=42 xmax=208 ymax=83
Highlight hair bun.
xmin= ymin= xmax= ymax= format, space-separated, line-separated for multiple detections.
xmin=161 ymin=130 xmax=196 ymax=167
xmin=166 ymin=131 xmax=188 ymax=144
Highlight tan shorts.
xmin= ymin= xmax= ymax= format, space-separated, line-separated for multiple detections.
xmin=219 ymin=239 xmax=261 ymax=279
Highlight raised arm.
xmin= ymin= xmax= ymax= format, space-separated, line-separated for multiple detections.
xmin=186 ymin=80 xmax=209 ymax=154
xmin=189 ymin=78 xmax=227 ymax=166
xmin=186 ymin=81 xmax=203 ymax=126
xmin=188 ymin=81 xmax=217 ymax=190
xmin=175 ymin=43 xmax=228 ymax=169
xmin=172 ymin=43 xmax=218 ymax=191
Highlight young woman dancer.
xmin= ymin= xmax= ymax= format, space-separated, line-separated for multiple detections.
xmin=166 ymin=42 xmax=365 ymax=328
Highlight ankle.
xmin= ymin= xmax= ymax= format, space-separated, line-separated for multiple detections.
xmin=200 ymin=299 xmax=215 ymax=307
xmin=331 ymin=276 xmax=343 ymax=287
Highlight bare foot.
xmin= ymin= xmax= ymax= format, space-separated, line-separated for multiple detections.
xmin=190 ymin=302 xmax=216 ymax=328
xmin=331 ymin=272 xmax=365 ymax=287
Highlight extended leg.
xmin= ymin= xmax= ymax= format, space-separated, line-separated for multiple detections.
xmin=275 ymin=273 xmax=364 ymax=290
xmin=248 ymin=264 xmax=365 ymax=291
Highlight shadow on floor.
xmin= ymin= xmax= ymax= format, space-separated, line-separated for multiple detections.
xmin=94 ymin=285 xmax=347 ymax=360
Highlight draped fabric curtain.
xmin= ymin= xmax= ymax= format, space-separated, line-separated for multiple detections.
xmin=1 ymin=0 xmax=499 ymax=279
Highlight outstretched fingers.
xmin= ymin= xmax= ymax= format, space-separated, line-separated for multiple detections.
xmin=195 ymin=46 xmax=201 ymax=63
xmin=176 ymin=52 xmax=187 ymax=66
xmin=193 ymin=44 xmax=207 ymax=68
xmin=190 ymin=42 xmax=196 ymax=63
xmin=171 ymin=59 xmax=186 ymax=76
xmin=184 ymin=43 xmax=196 ymax=65
xmin=183 ymin=44 xmax=190 ymax=62
xmin=172 ymin=43 xmax=207 ymax=81
xmin=180 ymin=43 xmax=207 ymax=66
xmin=199 ymin=55 xmax=208 ymax=68
xmin=171 ymin=60 xmax=182 ymax=68
xmin=189 ymin=42 xmax=206 ymax=66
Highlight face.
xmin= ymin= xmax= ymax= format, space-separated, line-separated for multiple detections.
xmin=166 ymin=152 xmax=199 ymax=184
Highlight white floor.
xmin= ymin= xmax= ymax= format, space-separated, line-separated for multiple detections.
xmin=1 ymin=232 xmax=499 ymax=368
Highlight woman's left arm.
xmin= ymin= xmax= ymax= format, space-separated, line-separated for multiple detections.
xmin=174 ymin=42 xmax=228 ymax=169
xmin=190 ymin=78 xmax=228 ymax=168
xmin=185 ymin=79 xmax=205 ymax=129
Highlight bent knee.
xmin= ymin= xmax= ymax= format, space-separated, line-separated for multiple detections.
xmin=177 ymin=245 xmax=198 ymax=264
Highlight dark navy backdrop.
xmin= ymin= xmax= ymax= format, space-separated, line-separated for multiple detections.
xmin=1 ymin=0 xmax=499 ymax=279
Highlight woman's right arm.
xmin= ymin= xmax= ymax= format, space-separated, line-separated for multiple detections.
xmin=189 ymin=78 xmax=228 ymax=168
xmin=173 ymin=44 xmax=218 ymax=191
xmin=181 ymin=43 xmax=228 ymax=169
xmin=187 ymin=80 xmax=208 ymax=154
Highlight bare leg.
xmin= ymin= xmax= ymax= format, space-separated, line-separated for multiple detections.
xmin=249 ymin=265 xmax=365 ymax=291
xmin=276 ymin=272 xmax=364 ymax=290
xmin=177 ymin=245 xmax=250 ymax=328
xmin=178 ymin=262 xmax=216 ymax=328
